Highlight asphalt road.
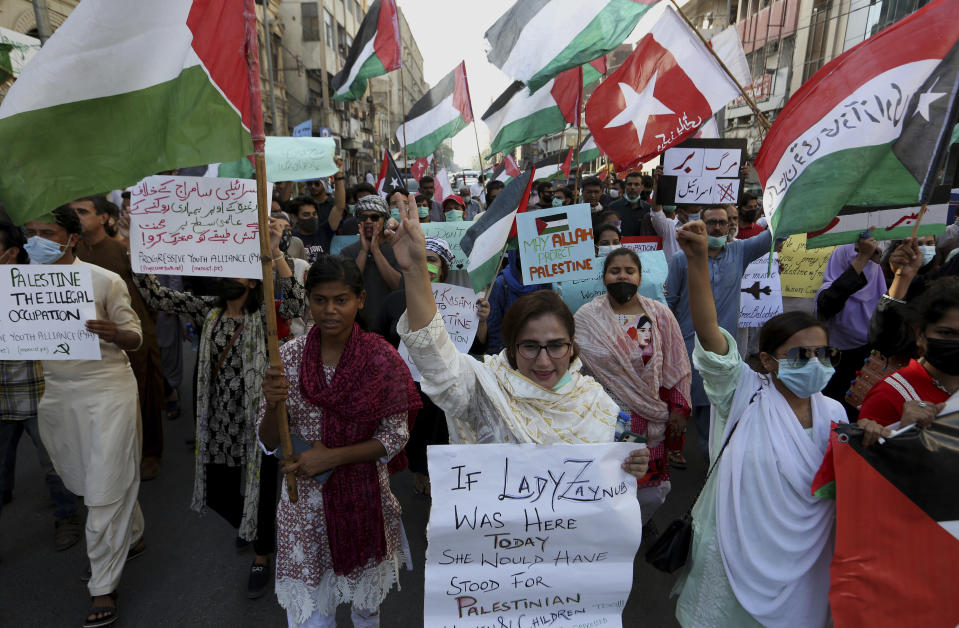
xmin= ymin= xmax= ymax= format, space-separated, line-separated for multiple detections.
xmin=0 ymin=345 xmax=706 ymax=627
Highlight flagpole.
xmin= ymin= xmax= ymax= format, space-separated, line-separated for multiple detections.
xmin=244 ymin=0 xmax=297 ymax=502
xmin=461 ymin=62 xmax=486 ymax=182
xmin=910 ymin=204 xmax=928 ymax=238
xmin=667 ymin=0 xmax=771 ymax=131
xmin=573 ymin=68 xmax=583 ymax=203
xmin=399 ymin=63 xmax=410 ymax=179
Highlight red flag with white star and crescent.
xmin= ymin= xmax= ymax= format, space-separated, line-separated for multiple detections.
xmin=585 ymin=5 xmax=740 ymax=170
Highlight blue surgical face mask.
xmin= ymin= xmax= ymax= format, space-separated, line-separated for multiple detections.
xmin=687 ymin=212 xmax=700 ymax=222
xmin=418 ymin=205 xmax=429 ymax=218
xmin=347 ymin=203 xmax=356 ymax=214
xmin=774 ymin=359 xmax=835 ymax=398
xmin=24 ymin=235 xmax=68 ymax=264
xmin=920 ymin=245 xmax=936 ymax=267
xmin=445 ymin=209 xmax=464 ymax=222
xmin=462 ymin=195 xmax=471 ymax=203
xmin=625 ymin=193 xmax=642 ymax=203
xmin=707 ymin=234 xmax=727 ymax=249
xmin=551 ymin=198 xmax=564 ymax=207
xmin=390 ymin=208 xmax=402 ymax=221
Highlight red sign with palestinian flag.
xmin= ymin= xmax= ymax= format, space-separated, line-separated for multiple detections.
xmin=812 ymin=415 xmax=959 ymax=626
xmin=585 ymin=5 xmax=740 ymax=171
xmin=0 ymin=0 xmax=256 ymax=225
xmin=755 ymin=0 xmax=959 ymax=246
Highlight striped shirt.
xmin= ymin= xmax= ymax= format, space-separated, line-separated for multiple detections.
xmin=0 ymin=360 xmax=44 ymax=421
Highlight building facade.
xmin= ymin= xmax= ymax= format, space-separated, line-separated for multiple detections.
xmin=279 ymin=0 xmax=426 ymax=181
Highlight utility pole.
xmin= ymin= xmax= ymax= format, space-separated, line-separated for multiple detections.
xmin=32 ymin=0 xmax=53 ymax=43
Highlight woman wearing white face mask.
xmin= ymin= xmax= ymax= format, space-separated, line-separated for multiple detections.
xmin=594 ymin=224 xmax=621 ymax=257
xmin=673 ymin=221 xmax=847 ymax=628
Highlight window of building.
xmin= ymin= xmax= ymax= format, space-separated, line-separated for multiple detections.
xmin=301 ymin=3 xmax=319 ymax=42
xmin=324 ymin=10 xmax=334 ymax=47
xmin=338 ymin=24 xmax=348 ymax=56
xmin=354 ymin=1 xmax=363 ymax=22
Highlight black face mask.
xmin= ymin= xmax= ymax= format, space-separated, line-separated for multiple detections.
xmin=298 ymin=217 xmax=318 ymax=233
xmin=742 ymin=208 xmax=760 ymax=222
xmin=606 ymin=281 xmax=638 ymax=304
xmin=924 ymin=337 xmax=959 ymax=375
xmin=218 ymin=279 xmax=248 ymax=301
xmin=278 ymin=228 xmax=292 ymax=252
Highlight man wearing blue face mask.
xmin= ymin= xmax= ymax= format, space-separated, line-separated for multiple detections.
xmin=22 ymin=206 xmax=146 ymax=627
xmin=665 ymin=206 xmax=772 ymax=458
xmin=610 ymin=171 xmax=655 ymax=237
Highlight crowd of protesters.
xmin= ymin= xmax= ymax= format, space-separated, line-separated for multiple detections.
xmin=2 ymin=155 xmax=958 ymax=628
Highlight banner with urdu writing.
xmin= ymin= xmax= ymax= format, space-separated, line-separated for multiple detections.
xmin=425 ymin=443 xmax=643 ymax=628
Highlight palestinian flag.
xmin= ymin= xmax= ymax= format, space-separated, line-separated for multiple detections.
xmin=583 ymin=57 xmax=607 ymax=87
xmin=811 ymin=416 xmax=959 ymax=626
xmin=0 ymin=0 xmax=255 ymax=226
xmin=492 ymin=154 xmax=521 ymax=183
xmin=0 ymin=42 xmax=12 ymax=80
xmin=482 ymin=66 xmax=580 ymax=155
xmin=806 ymin=187 xmax=951 ymax=248
xmin=375 ymin=150 xmax=403 ymax=197
xmin=396 ymin=61 xmax=473 ymax=159
xmin=754 ymin=0 xmax=959 ymax=242
xmin=579 ymin=134 xmax=601 ymax=164
xmin=485 ymin=0 xmax=657 ymax=92
xmin=533 ymin=151 xmax=572 ymax=181
xmin=331 ymin=0 xmax=401 ymax=101
xmin=461 ymin=169 xmax=534 ymax=292
xmin=535 ymin=212 xmax=570 ymax=235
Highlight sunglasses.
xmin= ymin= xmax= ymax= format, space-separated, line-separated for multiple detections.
xmin=358 ymin=213 xmax=384 ymax=222
xmin=775 ymin=345 xmax=840 ymax=368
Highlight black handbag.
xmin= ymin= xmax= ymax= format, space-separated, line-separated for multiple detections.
xmin=645 ymin=422 xmax=739 ymax=573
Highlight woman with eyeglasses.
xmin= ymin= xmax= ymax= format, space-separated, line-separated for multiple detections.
xmin=575 ymin=248 xmax=691 ymax=521
xmin=672 ymin=221 xmax=847 ymax=628
xmin=383 ymin=197 xmax=650 ymax=477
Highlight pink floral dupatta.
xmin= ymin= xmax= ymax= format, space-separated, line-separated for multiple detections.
xmin=575 ymin=294 xmax=691 ymax=447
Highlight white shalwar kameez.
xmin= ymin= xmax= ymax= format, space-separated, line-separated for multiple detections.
xmin=38 ymin=260 xmax=145 ymax=597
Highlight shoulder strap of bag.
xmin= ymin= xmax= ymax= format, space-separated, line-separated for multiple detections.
xmin=681 ymin=385 xmax=761 ymax=519
xmin=211 ymin=313 xmax=245 ymax=382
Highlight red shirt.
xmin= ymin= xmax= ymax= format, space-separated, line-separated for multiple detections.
xmin=736 ymin=222 xmax=766 ymax=239
xmin=858 ymin=360 xmax=949 ymax=426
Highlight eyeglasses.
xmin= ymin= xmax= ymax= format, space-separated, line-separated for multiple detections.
xmin=516 ymin=341 xmax=573 ymax=360
xmin=775 ymin=345 xmax=840 ymax=368
xmin=358 ymin=214 xmax=384 ymax=222
xmin=704 ymin=219 xmax=729 ymax=228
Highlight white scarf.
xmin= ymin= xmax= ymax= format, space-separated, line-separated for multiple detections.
xmin=715 ymin=367 xmax=846 ymax=627
xmin=450 ymin=353 xmax=618 ymax=445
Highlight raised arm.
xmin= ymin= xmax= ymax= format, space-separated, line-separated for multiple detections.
xmin=327 ymin=157 xmax=347 ymax=232
xmin=677 ymin=221 xmax=728 ymax=355
xmin=387 ymin=193 xmax=435 ymax=331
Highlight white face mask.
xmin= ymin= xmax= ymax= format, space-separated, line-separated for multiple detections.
xmin=609 ymin=189 xmax=620 ymax=198
xmin=920 ymin=244 xmax=936 ymax=266
xmin=596 ymin=245 xmax=616 ymax=257
xmin=686 ymin=212 xmax=700 ymax=222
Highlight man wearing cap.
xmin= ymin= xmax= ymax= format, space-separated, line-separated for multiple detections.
xmin=341 ymin=195 xmax=403 ymax=317
xmin=22 ymin=206 xmax=145 ymax=627
xmin=442 ymin=196 xmax=467 ymax=222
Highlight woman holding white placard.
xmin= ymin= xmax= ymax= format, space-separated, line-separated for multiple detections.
xmin=384 ymin=195 xmax=650 ymax=479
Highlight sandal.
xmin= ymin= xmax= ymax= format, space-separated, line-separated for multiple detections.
xmin=667 ymin=450 xmax=688 ymax=470
xmin=82 ymin=592 xmax=118 ymax=628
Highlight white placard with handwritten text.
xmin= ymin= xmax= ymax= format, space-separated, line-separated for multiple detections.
xmin=0 ymin=265 xmax=101 ymax=360
xmin=129 ymin=175 xmax=271 ymax=279
xmin=425 ymin=443 xmax=643 ymax=628
xmin=399 ymin=283 xmax=478 ymax=381
xmin=739 ymin=253 xmax=783 ymax=327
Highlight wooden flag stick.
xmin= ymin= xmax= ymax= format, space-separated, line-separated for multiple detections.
xmin=399 ymin=63 xmax=410 ymax=179
xmin=244 ymin=0 xmax=297 ymax=502
xmin=667 ymin=0 xmax=771 ymax=131
xmin=573 ymin=68 xmax=583 ymax=201
xmin=910 ymin=203 xmax=928 ymax=238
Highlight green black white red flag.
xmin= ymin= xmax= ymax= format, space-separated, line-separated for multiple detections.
xmin=396 ymin=61 xmax=474 ymax=159
xmin=461 ymin=169 xmax=534 ymax=293
xmin=331 ymin=0 xmax=401 ymax=101
xmin=0 ymin=0 xmax=256 ymax=225
xmin=811 ymin=416 xmax=959 ymax=626
xmin=485 ymin=0 xmax=657 ymax=92
xmin=482 ymin=68 xmax=580 ymax=156
xmin=754 ymin=0 xmax=959 ymax=246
